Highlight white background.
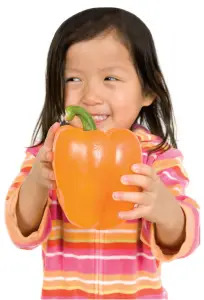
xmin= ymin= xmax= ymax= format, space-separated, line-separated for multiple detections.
xmin=0 ymin=1 xmax=203 ymax=299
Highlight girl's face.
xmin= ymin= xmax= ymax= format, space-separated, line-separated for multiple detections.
xmin=64 ymin=31 xmax=155 ymax=131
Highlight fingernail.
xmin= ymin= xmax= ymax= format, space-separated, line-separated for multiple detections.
xmin=121 ymin=176 xmax=128 ymax=184
xmin=132 ymin=164 xmax=140 ymax=172
xmin=112 ymin=192 xmax=119 ymax=199
xmin=118 ymin=212 xmax=124 ymax=218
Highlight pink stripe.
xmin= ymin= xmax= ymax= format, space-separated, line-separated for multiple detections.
xmin=44 ymin=255 xmax=157 ymax=274
xmin=139 ymin=293 xmax=167 ymax=299
xmin=50 ymin=204 xmax=69 ymax=223
xmin=142 ymin=151 xmax=148 ymax=165
xmin=26 ymin=144 xmax=42 ymax=157
xmin=132 ymin=123 xmax=147 ymax=130
xmin=156 ymin=148 xmax=183 ymax=160
xmin=181 ymin=201 xmax=200 ymax=257
xmin=158 ymin=168 xmax=187 ymax=188
xmin=141 ymin=149 xmax=159 ymax=166
xmin=46 ymin=241 xmax=153 ymax=256
xmin=140 ymin=219 xmax=152 ymax=244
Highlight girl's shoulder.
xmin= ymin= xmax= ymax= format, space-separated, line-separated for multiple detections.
xmin=132 ymin=124 xmax=183 ymax=162
xmin=132 ymin=124 xmax=163 ymax=144
xmin=26 ymin=142 xmax=44 ymax=157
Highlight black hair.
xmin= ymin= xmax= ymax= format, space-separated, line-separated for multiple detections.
xmin=29 ymin=7 xmax=177 ymax=156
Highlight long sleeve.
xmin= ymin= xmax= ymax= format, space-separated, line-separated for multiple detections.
xmin=5 ymin=149 xmax=52 ymax=250
xmin=140 ymin=147 xmax=200 ymax=262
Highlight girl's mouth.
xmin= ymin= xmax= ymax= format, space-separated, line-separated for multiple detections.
xmin=92 ymin=115 xmax=109 ymax=124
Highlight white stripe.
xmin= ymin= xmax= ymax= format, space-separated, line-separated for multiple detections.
xmin=43 ymin=275 xmax=160 ymax=285
xmin=144 ymin=140 xmax=160 ymax=145
xmin=175 ymin=156 xmax=182 ymax=162
xmin=162 ymin=170 xmax=178 ymax=181
xmin=23 ymin=245 xmax=36 ymax=249
xmin=52 ymin=227 xmax=137 ymax=234
xmin=51 ymin=200 xmax=58 ymax=205
xmin=142 ymin=152 xmax=158 ymax=159
xmin=25 ymin=154 xmax=33 ymax=160
xmin=145 ymin=134 xmax=152 ymax=141
xmin=45 ymin=252 xmax=154 ymax=260
xmin=172 ymin=186 xmax=182 ymax=192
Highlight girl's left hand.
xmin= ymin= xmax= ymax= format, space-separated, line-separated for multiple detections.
xmin=113 ymin=163 xmax=181 ymax=226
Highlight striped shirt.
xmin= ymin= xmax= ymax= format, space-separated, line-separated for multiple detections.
xmin=5 ymin=125 xmax=200 ymax=299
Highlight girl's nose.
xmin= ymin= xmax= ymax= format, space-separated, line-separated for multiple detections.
xmin=82 ymin=95 xmax=103 ymax=106
xmin=82 ymin=82 xmax=104 ymax=105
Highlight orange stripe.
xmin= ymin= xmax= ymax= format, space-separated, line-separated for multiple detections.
xmin=46 ymin=240 xmax=151 ymax=250
xmin=49 ymin=230 xmax=140 ymax=241
xmin=42 ymin=280 xmax=161 ymax=294
xmin=42 ymin=287 xmax=163 ymax=298
xmin=43 ymin=270 xmax=159 ymax=280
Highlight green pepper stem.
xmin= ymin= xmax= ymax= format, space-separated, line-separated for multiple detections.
xmin=65 ymin=106 xmax=97 ymax=131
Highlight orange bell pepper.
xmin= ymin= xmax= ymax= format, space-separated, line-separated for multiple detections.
xmin=53 ymin=106 xmax=142 ymax=229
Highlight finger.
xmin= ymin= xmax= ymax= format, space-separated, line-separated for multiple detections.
xmin=42 ymin=166 xmax=56 ymax=181
xmin=121 ymin=174 xmax=154 ymax=192
xmin=41 ymin=150 xmax=54 ymax=163
xmin=131 ymin=163 xmax=158 ymax=180
xmin=118 ymin=206 xmax=146 ymax=220
xmin=48 ymin=180 xmax=57 ymax=190
xmin=43 ymin=122 xmax=60 ymax=152
xmin=38 ymin=177 xmax=57 ymax=190
xmin=112 ymin=191 xmax=148 ymax=206
xmin=46 ymin=151 xmax=53 ymax=162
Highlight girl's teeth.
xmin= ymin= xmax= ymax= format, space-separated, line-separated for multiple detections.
xmin=92 ymin=115 xmax=108 ymax=121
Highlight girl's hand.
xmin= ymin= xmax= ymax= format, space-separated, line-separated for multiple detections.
xmin=29 ymin=122 xmax=60 ymax=190
xmin=112 ymin=163 xmax=181 ymax=226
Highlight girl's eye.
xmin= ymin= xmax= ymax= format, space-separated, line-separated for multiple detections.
xmin=105 ymin=76 xmax=118 ymax=81
xmin=65 ymin=77 xmax=81 ymax=83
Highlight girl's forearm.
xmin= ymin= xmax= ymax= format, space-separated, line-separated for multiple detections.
xmin=154 ymin=204 xmax=186 ymax=253
xmin=16 ymin=174 xmax=49 ymax=237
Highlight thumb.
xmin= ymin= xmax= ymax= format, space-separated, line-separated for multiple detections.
xmin=43 ymin=122 xmax=60 ymax=152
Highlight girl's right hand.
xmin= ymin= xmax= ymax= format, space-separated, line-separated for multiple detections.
xmin=29 ymin=122 xmax=61 ymax=190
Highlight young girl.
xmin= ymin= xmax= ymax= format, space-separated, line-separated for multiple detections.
xmin=5 ymin=7 xmax=199 ymax=300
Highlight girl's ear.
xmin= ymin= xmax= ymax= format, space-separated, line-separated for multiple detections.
xmin=143 ymin=92 xmax=157 ymax=107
